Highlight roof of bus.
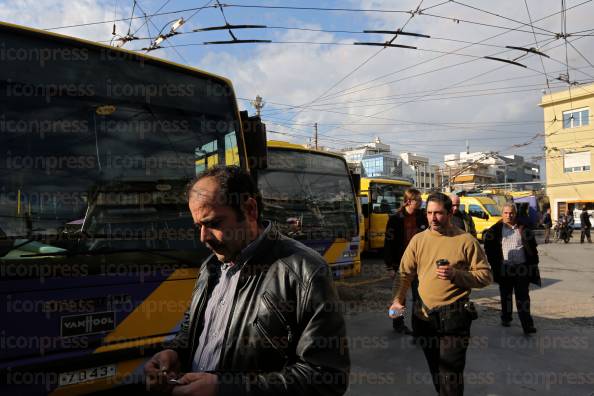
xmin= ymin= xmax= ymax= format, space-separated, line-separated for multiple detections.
xmin=267 ymin=140 xmax=346 ymax=161
xmin=360 ymin=177 xmax=413 ymax=189
xmin=462 ymin=196 xmax=497 ymax=205
xmin=0 ymin=21 xmax=233 ymax=88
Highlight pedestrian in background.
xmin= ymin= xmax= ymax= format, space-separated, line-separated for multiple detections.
xmin=484 ymin=203 xmax=540 ymax=335
xmin=450 ymin=194 xmax=477 ymax=238
xmin=542 ymin=208 xmax=552 ymax=243
xmin=384 ymin=188 xmax=428 ymax=335
xmin=580 ymin=207 xmax=592 ymax=243
xmin=389 ymin=192 xmax=492 ymax=395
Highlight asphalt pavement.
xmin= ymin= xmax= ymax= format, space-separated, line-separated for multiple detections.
xmin=337 ymin=236 xmax=594 ymax=395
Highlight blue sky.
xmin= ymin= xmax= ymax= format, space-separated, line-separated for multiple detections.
xmin=2 ymin=0 xmax=594 ymax=168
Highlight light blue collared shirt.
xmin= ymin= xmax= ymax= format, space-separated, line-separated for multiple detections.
xmin=192 ymin=221 xmax=271 ymax=371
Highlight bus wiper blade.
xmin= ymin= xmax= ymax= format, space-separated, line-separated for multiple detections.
xmin=20 ymin=247 xmax=174 ymax=257
xmin=19 ymin=248 xmax=197 ymax=265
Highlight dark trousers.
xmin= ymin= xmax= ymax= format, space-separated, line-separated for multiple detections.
xmin=393 ymin=279 xmax=420 ymax=332
xmin=416 ymin=317 xmax=470 ymax=396
xmin=499 ymin=275 xmax=534 ymax=330
xmin=544 ymin=226 xmax=551 ymax=243
xmin=581 ymin=227 xmax=592 ymax=243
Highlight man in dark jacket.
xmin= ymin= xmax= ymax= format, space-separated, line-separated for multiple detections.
xmin=450 ymin=194 xmax=477 ymax=238
xmin=144 ymin=166 xmax=349 ymax=396
xmin=384 ymin=188 xmax=428 ymax=334
xmin=484 ymin=203 xmax=541 ymax=335
xmin=542 ymin=208 xmax=552 ymax=243
xmin=580 ymin=207 xmax=592 ymax=243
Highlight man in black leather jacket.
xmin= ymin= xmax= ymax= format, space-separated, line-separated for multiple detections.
xmin=144 ymin=166 xmax=350 ymax=396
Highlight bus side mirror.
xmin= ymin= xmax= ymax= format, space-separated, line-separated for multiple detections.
xmin=240 ymin=111 xmax=267 ymax=171
xmin=350 ymin=172 xmax=361 ymax=195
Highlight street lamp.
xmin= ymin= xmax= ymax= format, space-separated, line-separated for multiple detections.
xmin=250 ymin=95 xmax=265 ymax=116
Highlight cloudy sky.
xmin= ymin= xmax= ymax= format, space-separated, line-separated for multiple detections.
xmin=2 ymin=0 xmax=593 ymax=167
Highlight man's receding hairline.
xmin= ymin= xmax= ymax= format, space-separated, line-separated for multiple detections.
xmin=188 ymin=177 xmax=222 ymax=202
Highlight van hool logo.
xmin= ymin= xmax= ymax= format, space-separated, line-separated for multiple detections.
xmin=61 ymin=311 xmax=116 ymax=337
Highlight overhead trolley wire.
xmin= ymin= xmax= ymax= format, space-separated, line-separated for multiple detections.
xmin=282 ymin=0 xmax=427 ymax=124
xmin=214 ymin=4 xmax=410 ymax=14
xmin=450 ymin=0 xmax=557 ymax=35
xmin=44 ymin=4 xmax=217 ymax=31
xmin=314 ymin=0 xmax=593 ymax=103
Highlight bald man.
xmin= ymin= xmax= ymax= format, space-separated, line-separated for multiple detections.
xmin=450 ymin=194 xmax=477 ymax=238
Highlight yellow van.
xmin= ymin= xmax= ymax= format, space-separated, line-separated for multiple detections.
xmin=421 ymin=194 xmax=501 ymax=240
xmin=459 ymin=196 xmax=502 ymax=240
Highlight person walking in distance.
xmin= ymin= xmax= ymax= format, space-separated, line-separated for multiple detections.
xmin=449 ymin=194 xmax=477 ymax=238
xmin=389 ymin=193 xmax=492 ymax=395
xmin=542 ymin=208 xmax=553 ymax=244
xmin=384 ymin=188 xmax=428 ymax=334
xmin=484 ymin=203 xmax=541 ymax=335
xmin=580 ymin=206 xmax=592 ymax=243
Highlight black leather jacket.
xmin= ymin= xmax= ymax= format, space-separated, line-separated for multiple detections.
xmin=166 ymin=226 xmax=350 ymax=396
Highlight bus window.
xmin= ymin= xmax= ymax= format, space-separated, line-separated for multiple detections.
xmin=371 ymin=184 xmax=405 ymax=214
xmin=195 ymin=132 xmax=240 ymax=173
xmin=258 ymin=152 xmax=357 ymax=240
xmin=257 ymin=145 xmax=360 ymax=276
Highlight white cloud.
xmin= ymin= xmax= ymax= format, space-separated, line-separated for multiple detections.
xmin=2 ymin=0 xmax=592 ymax=165
xmin=0 ymin=0 xmax=120 ymax=42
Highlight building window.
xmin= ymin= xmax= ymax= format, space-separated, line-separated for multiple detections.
xmin=562 ymin=108 xmax=589 ymax=129
xmin=563 ymin=151 xmax=591 ymax=173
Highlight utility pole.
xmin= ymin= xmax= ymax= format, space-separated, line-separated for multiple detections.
xmin=250 ymin=95 xmax=265 ymax=116
xmin=314 ymin=122 xmax=318 ymax=150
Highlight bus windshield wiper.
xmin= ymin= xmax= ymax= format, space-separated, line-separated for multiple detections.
xmin=19 ymin=247 xmax=197 ymax=265
xmin=1 ymin=237 xmax=67 ymax=255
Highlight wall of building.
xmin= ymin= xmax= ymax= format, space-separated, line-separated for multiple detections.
xmin=540 ymin=83 xmax=594 ymax=221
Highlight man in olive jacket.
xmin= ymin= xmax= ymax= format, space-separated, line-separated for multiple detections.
xmin=484 ymin=203 xmax=541 ymax=335
xmin=144 ymin=166 xmax=349 ymax=396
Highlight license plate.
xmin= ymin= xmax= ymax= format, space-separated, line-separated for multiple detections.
xmin=59 ymin=364 xmax=117 ymax=386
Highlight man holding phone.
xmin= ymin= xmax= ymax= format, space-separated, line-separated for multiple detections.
xmin=389 ymin=192 xmax=492 ymax=395
xmin=144 ymin=166 xmax=349 ymax=396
